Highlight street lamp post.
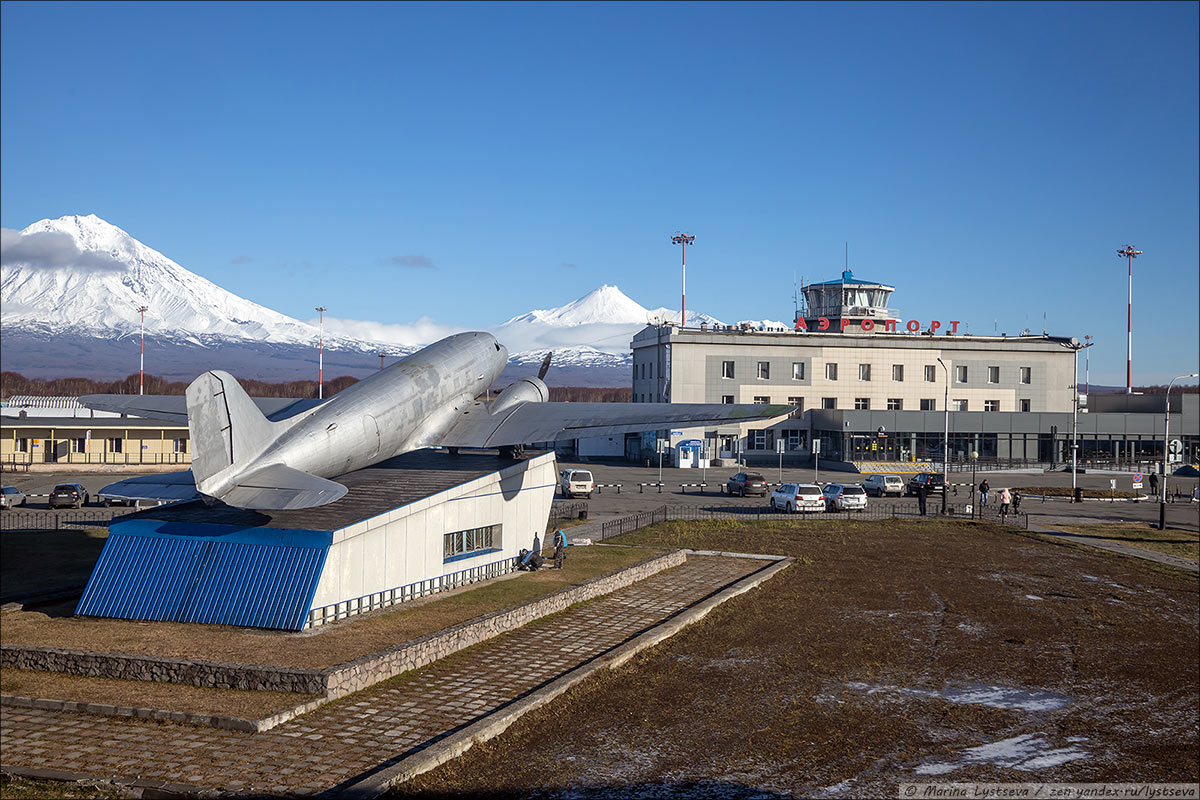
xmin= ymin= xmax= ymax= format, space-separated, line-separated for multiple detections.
xmin=1161 ymin=372 xmax=1199 ymax=530
xmin=970 ymin=450 xmax=979 ymax=520
xmin=316 ymin=306 xmax=327 ymax=399
xmin=377 ymin=352 xmax=386 ymax=371
xmin=671 ymin=232 xmax=695 ymax=327
xmin=936 ymin=357 xmax=949 ymax=514
xmin=136 ymin=305 xmax=149 ymax=395
xmin=1117 ymin=245 xmax=1141 ymax=395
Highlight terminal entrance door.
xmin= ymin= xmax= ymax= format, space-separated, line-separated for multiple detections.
xmin=850 ymin=435 xmax=898 ymax=461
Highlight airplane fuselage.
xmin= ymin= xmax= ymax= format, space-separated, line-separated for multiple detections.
xmin=200 ymin=332 xmax=508 ymax=499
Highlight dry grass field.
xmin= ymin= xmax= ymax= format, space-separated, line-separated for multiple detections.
xmin=398 ymin=518 xmax=1199 ymax=798
xmin=1043 ymin=522 xmax=1200 ymax=561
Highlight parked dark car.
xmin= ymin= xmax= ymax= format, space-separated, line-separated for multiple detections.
xmin=905 ymin=473 xmax=946 ymax=496
xmin=49 ymin=483 xmax=90 ymax=509
xmin=727 ymin=472 xmax=769 ymax=497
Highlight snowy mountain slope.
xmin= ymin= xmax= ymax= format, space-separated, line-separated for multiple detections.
xmin=1 ymin=215 xmax=377 ymax=352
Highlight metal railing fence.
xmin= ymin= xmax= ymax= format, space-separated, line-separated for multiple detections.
xmin=0 ymin=507 xmax=137 ymax=531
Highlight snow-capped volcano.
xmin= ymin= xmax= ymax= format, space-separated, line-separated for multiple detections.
xmin=1 ymin=215 xmax=367 ymax=350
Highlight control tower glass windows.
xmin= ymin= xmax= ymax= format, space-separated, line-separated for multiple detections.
xmin=826 ymin=363 xmax=839 ymax=381
xmin=757 ymin=361 xmax=770 ymax=380
xmin=859 ymin=364 xmax=871 ymax=381
xmin=722 ymin=361 xmax=735 ymax=379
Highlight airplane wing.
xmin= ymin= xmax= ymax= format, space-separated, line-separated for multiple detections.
xmin=80 ymin=394 xmax=326 ymax=423
xmin=434 ymin=402 xmax=796 ymax=448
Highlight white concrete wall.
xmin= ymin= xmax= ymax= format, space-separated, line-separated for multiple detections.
xmin=578 ymin=435 xmax=625 ymax=457
xmin=310 ymin=452 xmax=557 ymax=610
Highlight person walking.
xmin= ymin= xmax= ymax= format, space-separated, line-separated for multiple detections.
xmin=997 ymin=487 xmax=1012 ymax=521
xmin=1149 ymin=472 xmax=1159 ymax=496
xmin=979 ymin=479 xmax=990 ymax=507
xmin=553 ymin=527 xmax=567 ymax=569
xmin=1012 ymin=490 xmax=1022 ymax=514
xmin=917 ymin=483 xmax=928 ymax=516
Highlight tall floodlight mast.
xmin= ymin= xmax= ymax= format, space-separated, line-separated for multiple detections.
xmin=316 ymin=306 xmax=327 ymax=399
xmin=137 ymin=305 xmax=149 ymax=395
xmin=671 ymin=232 xmax=695 ymax=327
xmin=1116 ymin=245 xmax=1141 ymax=394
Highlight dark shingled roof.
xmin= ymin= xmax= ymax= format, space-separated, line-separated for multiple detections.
xmin=124 ymin=449 xmax=545 ymax=532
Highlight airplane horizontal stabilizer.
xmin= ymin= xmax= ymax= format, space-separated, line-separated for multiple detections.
xmin=216 ymin=463 xmax=348 ymax=510
xmin=97 ymin=470 xmax=199 ymax=504
xmin=80 ymin=394 xmax=324 ymax=424
xmin=434 ymin=402 xmax=797 ymax=449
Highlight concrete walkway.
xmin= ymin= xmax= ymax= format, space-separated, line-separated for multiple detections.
xmin=1 ymin=554 xmax=772 ymax=797
xmin=1026 ymin=522 xmax=1199 ymax=573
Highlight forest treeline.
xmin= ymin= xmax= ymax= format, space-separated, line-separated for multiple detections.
xmin=0 ymin=371 xmax=632 ymax=403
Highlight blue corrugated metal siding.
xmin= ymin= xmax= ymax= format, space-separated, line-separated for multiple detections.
xmin=76 ymin=519 xmax=332 ymax=631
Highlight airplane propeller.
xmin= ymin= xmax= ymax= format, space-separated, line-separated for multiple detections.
xmin=537 ymin=351 xmax=553 ymax=381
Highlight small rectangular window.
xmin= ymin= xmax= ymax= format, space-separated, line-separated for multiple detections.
xmin=753 ymin=396 xmax=770 ymax=404
xmin=444 ymin=524 xmax=501 ymax=561
xmin=792 ymin=362 xmax=805 ymax=380
xmin=854 ymin=397 xmax=870 ymax=410
xmin=757 ymin=361 xmax=770 ymax=380
xmin=826 ymin=363 xmax=838 ymax=381
xmin=787 ymin=396 xmax=804 ymax=413
xmin=924 ymin=365 xmax=937 ymax=382
xmin=984 ymin=400 xmax=999 ymax=412
xmin=987 ymin=366 xmax=1000 ymax=384
xmin=649 ymin=363 xmax=653 ymax=379
xmin=749 ymin=430 xmax=767 ymax=449
xmin=640 ymin=363 xmax=645 ymax=380
xmin=822 ymin=397 xmax=837 ymax=409
xmin=722 ymin=360 xmax=735 ymax=379
xmin=956 ymin=365 xmax=968 ymax=383
xmin=107 ymin=437 xmax=122 ymax=453
xmin=71 ymin=437 xmax=86 ymax=453
xmin=174 ymin=438 xmax=188 ymax=454
xmin=920 ymin=399 xmax=936 ymax=411
xmin=892 ymin=365 xmax=904 ymax=381
xmin=1020 ymin=366 xmax=1032 ymax=384
xmin=1020 ymin=399 xmax=1031 ymax=412
xmin=16 ymin=438 xmax=29 ymax=453
xmin=953 ymin=399 xmax=968 ymax=411
xmin=887 ymin=398 xmax=903 ymax=410
xmin=859 ymin=364 xmax=871 ymax=381
xmin=721 ymin=395 xmax=734 ymax=404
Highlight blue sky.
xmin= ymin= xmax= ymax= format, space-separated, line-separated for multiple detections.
xmin=2 ymin=1 xmax=1197 ymax=384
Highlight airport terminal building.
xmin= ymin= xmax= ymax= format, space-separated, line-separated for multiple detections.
xmin=627 ymin=272 xmax=1197 ymax=470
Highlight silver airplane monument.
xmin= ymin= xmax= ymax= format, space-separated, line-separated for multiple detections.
xmin=83 ymin=332 xmax=793 ymax=510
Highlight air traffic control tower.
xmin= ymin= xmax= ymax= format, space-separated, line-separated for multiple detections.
xmin=76 ymin=450 xmax=557 ymax=631
xmin=796 ymin=270 xmax=900 ymax=332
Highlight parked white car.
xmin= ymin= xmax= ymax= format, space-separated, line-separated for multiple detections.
xmin=769 ymin=483 xmax=825 ymax=513
xmin=861 ymin=474 xmax=904 ymax=497
xmin=1 ymin=485 xmax=27 ymax=509
xmin=559 ymin=469 xmax=594 ymax=499
xmin=823 ymin=483 xmax=868 ymax=512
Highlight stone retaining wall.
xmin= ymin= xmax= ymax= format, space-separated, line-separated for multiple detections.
xmin=1 ymin=549 xmax=686 ymax=699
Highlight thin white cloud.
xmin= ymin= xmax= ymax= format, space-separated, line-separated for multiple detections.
xmin=311 ymin=315 xmax=467 ymax=347
xmin=1 ymin=228 xmax=125 ymax=272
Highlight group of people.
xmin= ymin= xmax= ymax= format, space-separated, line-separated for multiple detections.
xmin=517 ymin=528 xmax=569 ymax=571
xmin=978 ymin=480 xmax=1020 ymax=518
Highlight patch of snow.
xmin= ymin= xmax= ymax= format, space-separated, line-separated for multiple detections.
xmin=916 ymin=733 xmax=1089 ymax=775
xmin=1026 ymin=594 xmax=1043 ymax=600
xmin=847 ymin=682 xmax=1070 ymax=712
xmin=1081 ymin=575 xmax=1099 ymax=581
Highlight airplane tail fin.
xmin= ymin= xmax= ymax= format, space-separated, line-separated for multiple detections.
xmin=187 ymin=370 xmax=278 ymax=492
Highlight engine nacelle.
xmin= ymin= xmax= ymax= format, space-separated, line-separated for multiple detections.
xmin=489 ymin=378 xmax=548 ymax=414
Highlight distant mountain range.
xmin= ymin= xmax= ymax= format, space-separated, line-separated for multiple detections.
xmin=1 ymin=215 xmax=785 ymax=387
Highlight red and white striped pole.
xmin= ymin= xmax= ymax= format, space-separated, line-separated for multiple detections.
xmin=316 ymin=306 xmax=327 ymax=399
xmin=137 ymin=305 xmax=149 ymax=395
xmin=671 ymin=232 xmax=695 ymax=327
xmin=1117 ymin=246 xmax=1141 ymax=394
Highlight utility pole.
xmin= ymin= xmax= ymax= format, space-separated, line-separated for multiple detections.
xmin=1083 ymin=334 xmax=1093 ymax=397
xmin=937 ymin=357 xmax=950 ymax=514
xmin=1117 ymin=245 xmax=1141 ymax=394
xmin=316 ymin=306 xmax=327 ymax=399
xmin=671 ymin=232 xmax=695 ymax=327
xmin=137 ymin=305 xmax=149 ymax=395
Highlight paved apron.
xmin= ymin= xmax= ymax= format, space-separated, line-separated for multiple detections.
xmin=1 ymin=555 xmax=765 ymax=796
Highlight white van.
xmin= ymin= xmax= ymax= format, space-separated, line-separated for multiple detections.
xmin=560 ymin=469 xmax=594 ymax=499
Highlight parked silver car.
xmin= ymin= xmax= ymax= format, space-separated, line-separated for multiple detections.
xmin=823 ymin=483 xmax=868 ymax=512
xmin=861 ymin=474 xmax=904 ymax=497
xmin=0 ymin=485 xmax=27 ymax=509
